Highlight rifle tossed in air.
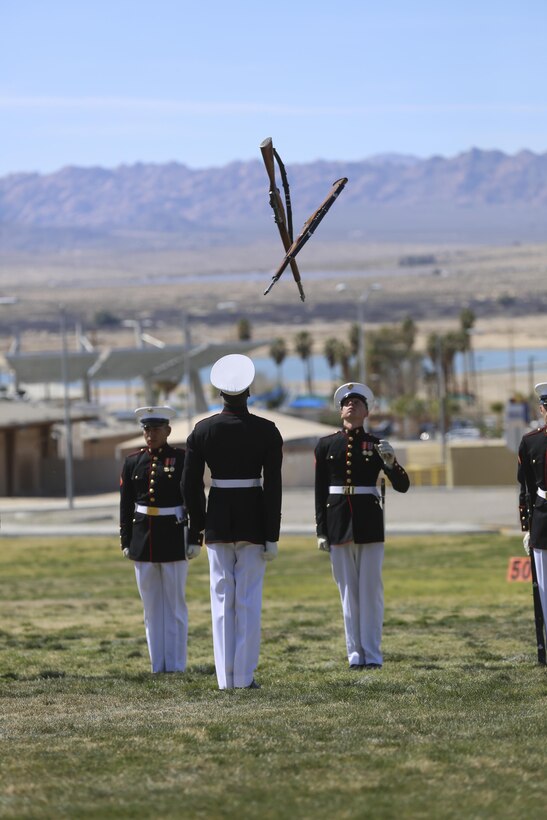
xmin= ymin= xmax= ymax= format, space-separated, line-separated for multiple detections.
xmin=260 ymin=137 xmax=348 ymax=301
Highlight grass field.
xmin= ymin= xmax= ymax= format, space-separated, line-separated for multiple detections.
xmin=1 ymin=534 xmax=546 ymax=819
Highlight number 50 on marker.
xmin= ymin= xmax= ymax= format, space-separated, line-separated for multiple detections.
xmin=507 ymin=557 xmax=532 ymax=582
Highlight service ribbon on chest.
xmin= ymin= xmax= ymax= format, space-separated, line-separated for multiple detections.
xmin=164 ymin=457 xmax=176 ymax=474
xmin=362 ymin=440 xmax=375 ymax=460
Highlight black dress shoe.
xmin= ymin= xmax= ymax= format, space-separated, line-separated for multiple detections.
xmin=349 ymin=663 xmax=364 ymax=670
xmin=246 ymin=679 xmax=261 ymax=689
xmin=364 ymin=663 xmax=382 ymax=669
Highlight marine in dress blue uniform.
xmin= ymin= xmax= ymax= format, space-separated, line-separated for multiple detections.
xmin=518 ymin=382 xmax=547 ymax=646
xmin=120 ymin=406 xmax=191 ymax=673
xmin=315 ymin=383 xmax=410 ymax=669
xmin=182 ymin=355 xmax=283 ymax=689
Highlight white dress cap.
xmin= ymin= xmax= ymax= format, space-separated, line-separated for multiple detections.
xmin=134 ymin=406 xmax=176 ymax=426
xmin=535 ymin=383 xmax=547 ymax=403
xmin=210 ymin=354 xmax=255 ymax=395
xmin=333 ymin=382 xmax=375 ymax=409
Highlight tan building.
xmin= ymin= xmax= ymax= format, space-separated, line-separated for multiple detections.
xmin=0 ymin=399 xmax=98 ymax=496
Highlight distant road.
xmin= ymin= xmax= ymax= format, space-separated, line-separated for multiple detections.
xmin=0 ymin=487 xmax=520 ymax=537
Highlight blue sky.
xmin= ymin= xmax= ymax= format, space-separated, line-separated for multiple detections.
xmin=1 ymin=0 xmax=546 ymax=175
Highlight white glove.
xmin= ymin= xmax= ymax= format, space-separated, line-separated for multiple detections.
xmin=263 ymin=541 xmax=278 ymax=562
xmin=317 ymin=537 xmax=330 ymax=553
xmin=186 ymin=544 xmax=202 ymax=560
xmin=523 ymin=533 xmax=531 ymax=556
xmin=375 ymin=439 xmax=395 ymax=468
xmin=122 ymin=547 xmax=131 ymax=559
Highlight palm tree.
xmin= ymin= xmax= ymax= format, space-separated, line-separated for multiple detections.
xmin=347 ymin=322 xmax=364 ymax=381
xmin=348 ymin=322 xmax=360 ymax=357
xmin=237 ymin=317 xmax=251 ymax=341
xmin=294 ymin=331 xmax=314 ymax=394
xmin=324 ymin=338 xmax=339 ymax=387
xmin=269 ymin=338 xmax=287 ymax=389
xmin=400 ymin=316 xmax=416 ymax=352
xmin=366 ymin=326 xmax=405 ymax=400
xmin=427 ymin=331 xmax=460 ymax=397
xmin=334 ymin=340 xmax=352 ymax=382
xmin=426 ymin=333 xmax=441 ymax=371
xmin=459 ymin=307 xmax=476 ymax=397
xmin=443 ymin=331 xmax=463 ymax=396
xmin=391 ymin=394 xmax=428 ymax=439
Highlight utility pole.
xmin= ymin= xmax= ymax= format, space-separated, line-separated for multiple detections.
xmin=60 ymin=307 xmax=74 ymax=509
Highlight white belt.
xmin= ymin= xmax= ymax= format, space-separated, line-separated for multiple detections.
xmin=329 ymin=485 xmax=380 ymax=497
xmin=537 ymin=488 xmax=547 ymax=499
xmin=136 ymin=504 xmax=184 ymax=519
xmin=210 ymin=478 xmax=262 ymax=488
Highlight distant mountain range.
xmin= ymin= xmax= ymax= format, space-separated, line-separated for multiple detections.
xmin=1 ymin=148 xmax=547 ymax=249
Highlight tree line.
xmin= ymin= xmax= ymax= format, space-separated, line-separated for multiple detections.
xmin=246 ymin=309 xmax=483 ymax=430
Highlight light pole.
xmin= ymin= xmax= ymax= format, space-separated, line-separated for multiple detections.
xmin=122 ymin=318 xmax=144 ymax=348
xmin=0 ymin=297 xmax=18 ymax=395
xmin=476 ymin=354 xmax=484 ymax=424
xmin=528 ymin=355 xmax=535 ymax=398
xmin=181 ymin=310 xmax=193 ymax=429
xmin=436 ymin=335 xmax=447 ymax=467
xmin=508 ymin=325 xmax=516 ymax=395
xmin=60 ymin=306 xmax=74 ymax=510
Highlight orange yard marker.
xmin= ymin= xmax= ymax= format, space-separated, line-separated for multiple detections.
xmin=507 ymin=556 xmax=532 ymax=582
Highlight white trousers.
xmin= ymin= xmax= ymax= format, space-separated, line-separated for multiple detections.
xmin=330 ymin=542 xmax=384 ymax=666
xmin=532 ymin=548 xmax=547 ymax=626
xmin=134 ymin=560 xmax=189 ymax=673
xmin=207 ymin=542 xmax=266 ymax=689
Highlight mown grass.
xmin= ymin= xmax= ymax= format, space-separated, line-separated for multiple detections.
xmin=1 ymin=534 xmax=546 ymax=819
